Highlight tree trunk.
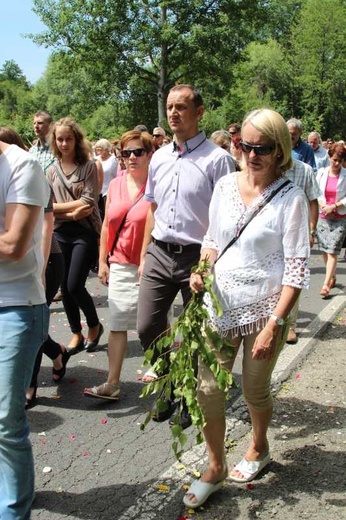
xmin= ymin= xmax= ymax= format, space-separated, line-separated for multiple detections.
xmin=157 ymin=6 xmax=168 ymax=126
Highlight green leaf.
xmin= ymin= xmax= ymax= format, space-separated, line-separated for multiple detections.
xmin=139 ymin=255 xmax=232 ymax=459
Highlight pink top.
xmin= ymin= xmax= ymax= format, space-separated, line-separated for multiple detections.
xmin=319 ymin=175 xmax=343 ymax=219
xmin=107 ymin=173 xmax=150 ymax=265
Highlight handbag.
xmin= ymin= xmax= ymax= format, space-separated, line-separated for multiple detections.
xmin=215 ymin=179 xmax=292 ymax=264
xmin=107 ymin=192 xmax=144 ymax=266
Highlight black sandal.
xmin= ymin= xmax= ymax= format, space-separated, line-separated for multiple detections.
xmin=25 ymin=386 xmax=38 ymax=410
xmin=52 ymin=348 xmax=70 ymax=382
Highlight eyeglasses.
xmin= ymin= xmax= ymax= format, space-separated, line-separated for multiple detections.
xmin=121 ymin=148 xmax=146 ymax=158
xmin=153 ymin=134 xmax=163 ymax=138
xmin=229 ymin=131 xmax=238 ymax=135
xmin=240 ymin=141 xmax=276 ymax=156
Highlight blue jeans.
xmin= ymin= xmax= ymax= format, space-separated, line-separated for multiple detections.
xmin=0 ymin=304 xmax=49 ymax=520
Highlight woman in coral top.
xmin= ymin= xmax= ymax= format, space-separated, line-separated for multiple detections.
xmin=84 ymin=130 xmax=152 ymax=399
xmin=316 ymin=143 xmax=346 ymax=297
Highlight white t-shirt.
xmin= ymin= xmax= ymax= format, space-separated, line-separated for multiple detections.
xmin=0 ymin=145 xmax=50 ymax=306
xmin=100 ymin=155 xmax=118 ymax=196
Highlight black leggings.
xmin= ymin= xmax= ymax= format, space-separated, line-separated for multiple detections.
xmin=57 ymin=230 xmax=99 ymax=333
xmin=30 ymin=252 xmax=64 ymax=388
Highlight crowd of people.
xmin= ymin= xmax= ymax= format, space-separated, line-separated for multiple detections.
xmin=0 ymin=84 xmax=345 ymax=517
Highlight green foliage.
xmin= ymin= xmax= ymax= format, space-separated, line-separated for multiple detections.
xmin=0 ymin=60 xmax=28 ymax=86
xmin=289 ymin=0 xmax=346 ymax=137
xmin=140 ymin=257 xmax=236 ymax=460
xmin=30 ymin=0 xmax=267 ymax=121
xmin=1 ymin=0 xmax=345 ymax=143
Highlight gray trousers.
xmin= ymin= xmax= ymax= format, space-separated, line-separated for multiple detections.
xmin=137 ymin=242 xmax=200 ymax=356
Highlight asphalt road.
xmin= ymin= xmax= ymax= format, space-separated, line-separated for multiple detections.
xmin=29 ymin=246 xmax=346 ymax=519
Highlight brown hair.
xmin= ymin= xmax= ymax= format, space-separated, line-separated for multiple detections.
xmin=0 ymin=126 xmax=27 ymax=150
xmin=169 ymin=84 xmax=203 ymax=108
xmin=49 ymin=117 xmax=91 ymax=165
xmin=120 ymin=130 xmax=153 ymax=154
xmin=328 ymin=143 xmax=346 ymax=160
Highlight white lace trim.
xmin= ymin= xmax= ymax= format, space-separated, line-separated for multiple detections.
xmin=283 ymin=257 xmax=310 ymax=288
xmin=204 ymin=292 xmax=281 ymax=338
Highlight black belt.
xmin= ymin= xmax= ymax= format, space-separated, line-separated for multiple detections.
xmin=152 ymin=238 xmax=200 ymax=254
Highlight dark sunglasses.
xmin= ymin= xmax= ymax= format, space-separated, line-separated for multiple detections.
xmin=121 ymin=148 xmax=146 ymax=158
xmin=240 ymin=141 xmax=275 ymax=156
xmin=153 ymin=134 xmax=163 ymax=138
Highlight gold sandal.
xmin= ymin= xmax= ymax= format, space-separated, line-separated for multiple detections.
xmin=319 ymin=285 xmax=330 ymax=299
xmin=83 ymin=382 xmax=120 ymax=400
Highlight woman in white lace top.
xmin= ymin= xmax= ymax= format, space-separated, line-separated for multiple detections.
xmin=184 ymin=109 xmax=310 ymax=509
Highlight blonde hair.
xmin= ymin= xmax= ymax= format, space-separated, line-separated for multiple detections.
xmin=210 ymin=130 xmax=231 ymax=152
xmin=49 ymin=117 xmax=91 ymax=165
xmin=242 ymin=109 xmax=293 ymax=173
xmin=95 ymin=138 xmax=112 ymax=151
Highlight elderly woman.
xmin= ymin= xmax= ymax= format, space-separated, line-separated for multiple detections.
xmin=184 ymin=109 xmax=310 ymax=508
xmin=316 ymin=143 xmax=346 ymax=297
xmin=210 ymin=130 xmax=231 ymax=153
xmin=94 ymin=138 xmax=118 ymax=219
xmin=84 ymin=130 xmax=152 ymax=399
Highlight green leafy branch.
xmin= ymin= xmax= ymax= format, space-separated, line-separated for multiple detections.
xmin=140 ymin=257 xmax=236 ymax=459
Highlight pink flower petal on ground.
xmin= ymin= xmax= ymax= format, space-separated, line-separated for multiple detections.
xmin=101 ymin=418 xmax=108 ymax=424
xmin=295 ymin=373 xmax=301 ymax=380
xmin=68 ymin=434 xmax=76 ymax=441
xmin=82 ymin=452 xmax=90 ymax=456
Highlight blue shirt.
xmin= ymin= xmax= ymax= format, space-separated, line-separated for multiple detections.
xmin=146 ymin=131 xmax=236 ymax=245
xmin=292 ymin=139 xmax=316 ymax=171
xmin=313 ymin=145 xmax=329 ymax=170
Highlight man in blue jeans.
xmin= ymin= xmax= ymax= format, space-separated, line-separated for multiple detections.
xmin=0 ymin=140 xmax=50 ymax=519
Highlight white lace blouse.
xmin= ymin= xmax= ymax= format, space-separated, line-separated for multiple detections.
xmin=202 ymin=173 xmax=310 ymax=337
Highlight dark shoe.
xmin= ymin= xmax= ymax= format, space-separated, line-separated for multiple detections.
xmin=286 ymin=327 xmax=298 ymax=345
xmin=25 ymin=387 xmax=38 ymax=410
xmin=85 ymin=323 xmax=104 ymax=352
xmin=169 ymin=403 xmax=192 ymax=430
xmin=52 ymin=348 xmax=70 ymax=382
xmin=152 ymin=398 xmax=177 ymax=423
xmin=66 ymin=336 xmax=85 ymax=356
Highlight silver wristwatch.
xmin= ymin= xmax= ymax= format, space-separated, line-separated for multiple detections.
xmin=270 ymin=314 xmax=285 ymax=326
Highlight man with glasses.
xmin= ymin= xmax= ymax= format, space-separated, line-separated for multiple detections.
xmin=152 ymin=127 xmax=166 ymax=150
xmin=137 ymin=84 xmax=236 ymax=429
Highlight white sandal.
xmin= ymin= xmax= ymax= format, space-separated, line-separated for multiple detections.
xmin=83 ymin=382 xmax=120 ymax=400
xmin=141 ymin=369 xmax=158 ymax=383
xmin=183 ymin=478 xmax=225 ymax=509
xmin=229 ymin=453 xmax=271 ymax=483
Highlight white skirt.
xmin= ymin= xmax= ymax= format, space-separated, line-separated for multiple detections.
xmin=108 ymin=263 xmax=140 ymax=331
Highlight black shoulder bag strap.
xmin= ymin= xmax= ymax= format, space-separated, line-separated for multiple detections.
xmin=214 ymin=179 xmax=292 ymax=265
